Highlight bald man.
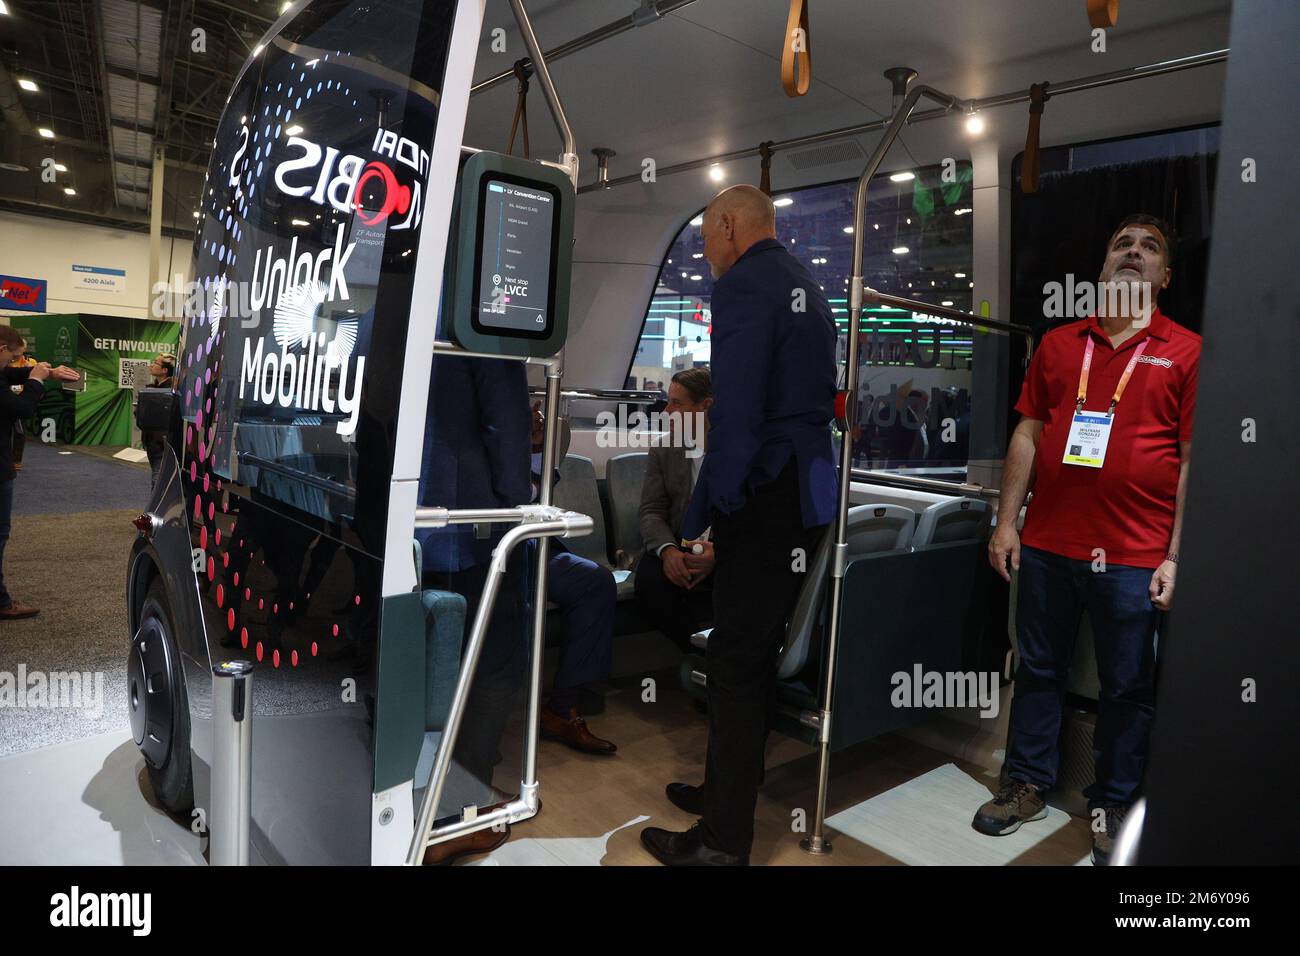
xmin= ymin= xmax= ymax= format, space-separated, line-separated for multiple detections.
xmin=640 ymin=185 xmax=838 ymax=866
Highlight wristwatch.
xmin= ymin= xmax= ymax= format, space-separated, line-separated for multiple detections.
xmin=1165 ymin=552 xmax=1179 ymax=564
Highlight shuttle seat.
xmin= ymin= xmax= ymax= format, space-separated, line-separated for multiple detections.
xmin=605 ymin=452 xmax=649 ymax=570
xmin=912 ymin=497 xmax=989 ymax=548
xmin=421 ymin=588 xmax=467 ymax=733
xmin=685 ymin=503 xmax=915 ymax=691
xmin=552 ymin=454 xmax=634 ymax=599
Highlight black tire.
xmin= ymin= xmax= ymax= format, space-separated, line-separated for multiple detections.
xmin=128 ymin=576 xmax=195 ymax=813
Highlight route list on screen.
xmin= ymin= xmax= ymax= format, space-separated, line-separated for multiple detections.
xmin=476 ymin=178 xmax=555 ymax=334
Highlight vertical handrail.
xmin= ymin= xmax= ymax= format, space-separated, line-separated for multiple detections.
xmin=507 ymin=0 xmax=579 ymax=184
xmin=802 ymin=82 xmax=965 ymax=856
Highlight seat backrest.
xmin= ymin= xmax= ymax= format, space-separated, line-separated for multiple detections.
xmin=913 ymin=496 xmax=989 ymax=547
xmin=776 ymin=503 xmax=915 ymax=680
xmin=605 ymin=452 xmax=648 ymax=568
xmin=422 ymin=589 xmax=467 ymax=732
xmin=552 ymin=454 xmax=610 ymax=566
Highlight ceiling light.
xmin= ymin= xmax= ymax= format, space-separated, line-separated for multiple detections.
xmin=690 ymin=216 xmax=703 ymax=227
xmin=889 ymin=172 xmax=915 ymax=183
xmin=281 ymin=1 xmax=293 ymax=12
xmin=692 ymin=252 xmax=703 ymax=259
xmin=63 ymin=187 xmax=76 ymax=196
xmin=690 ymin=274 xmax=702 ymax=281
xmin=53 ymin=163 xmax=67 ymax=172
xmin=0 ymin=2 xmax=9 ymax=15
xmin=38 ymin=127 xmax=55 ymax=139
xmin=892 ymin=246 xmax=909 ymax=255
xmin=941 ymin=300 xmax=954 ymax=306
xmin=773 ymin=197 xmax=794 ymax=207
xmin=291 ymin=218 xmax=309 ymax=226
xmin=954 ymin=207 xmax=973 ymax=216
xmin=192 ymin=211 xmax=200 ymax=219
xmin=842 ymin=226 xmax=854 ymax=234
xmin=965 ymin=114 xmax=984 ymax=135
xmin=285 ymin=125 xmax=303 ymax=136
xmin=969 ymin=281 xmax=974 ymax=288
xmin=954 ymin=272 xmax=966 ymax=278
xmin=873 ymin=223 xmax=879 ymax=230
xmin=708 ymin=165 xmax=724 ymax=182
xmin=906 ymin=218 xmax=912 ymax=224
xmin=18 ymin=78 xmax=38 ymax=92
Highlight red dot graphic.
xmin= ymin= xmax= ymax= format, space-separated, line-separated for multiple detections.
xmin=227 ymin=608 xmax=235 ymax=631
xmin=291 ymin=650 xmax=299 ymax=667
xmin=244 ymin=587 xmax=251 ymax=600
xmin=207 ymin=557 xmax=215 ymax=581
xmin=216 ymin=585 xmax=224 ymax=607
xmin=258 ymin=598 xmax=264 ymax=610
xmin=190 ymin=461 xmax=197 ymax=482
xmin=332 ymin=624 xmax=339 ymax=637
xmin=311 ymin=642 xmax=318 ymax=657
xmin=354 ymin=594 xmax=360 ymax=606
xmin=200 ymin=527 xmax=207 ymax=550
xmin=273 ymin=603 xmax=278 ymax=614
xmin=256 ymin=642 xmax=263 ymax=661
xmin=222 ymin=552 xmax=229 ymax=568
xmin=208 ymin=503 xmax=214 ymax=520
xmin=273 ymin=649 xmax=281 ymax=669
xmin=240 ymin=627 xmax=248 ymax=649
xmin=215 ymin=529 xmax=221 ymax=545
xmin=233 ymin=572 xmax=239 ymax=586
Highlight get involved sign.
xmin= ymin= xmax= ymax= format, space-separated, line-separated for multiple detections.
xmin=0 ymin=274 xmax=47 ymax=313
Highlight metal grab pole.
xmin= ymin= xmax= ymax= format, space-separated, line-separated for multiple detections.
xmin=802 ymin=83 xmax=960 ymax=856
xmin=507 ymin=0 xmax=579 ymax=181
xmin=405 ymin=513 xmax=592 ymax=865
xmin=523 ymin=361 xmax=563 ymax=802
xmin=211 ymin=660 xmax=254 ymax=866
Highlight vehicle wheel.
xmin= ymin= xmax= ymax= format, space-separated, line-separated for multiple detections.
xmin=128 ymin=576 xmax=195 ymax=813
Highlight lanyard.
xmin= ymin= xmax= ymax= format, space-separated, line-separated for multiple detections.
xmin=1076 ymin=335 xmax=1149 ymax=415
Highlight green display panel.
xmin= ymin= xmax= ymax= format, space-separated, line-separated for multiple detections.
xmin=7 ymin=313 xmax=179 ymax=445
xmin=446 ymin=151 xmax=574 ymax=358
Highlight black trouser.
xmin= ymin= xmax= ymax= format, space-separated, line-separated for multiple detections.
xmin=701 ymin=461 xmax=826 ymax=857
xmin=634 ymin=549 xmax=713 ymax=653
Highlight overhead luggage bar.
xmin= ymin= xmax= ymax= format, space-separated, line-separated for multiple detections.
xmin=860 ymin=287 xmax=1036 ymax=362
xmin=576 ymin=48 xmax=1227 ymax=192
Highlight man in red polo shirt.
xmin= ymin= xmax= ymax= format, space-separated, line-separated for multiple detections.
xmin=973 ymin=214 xmax=1200 ymax=865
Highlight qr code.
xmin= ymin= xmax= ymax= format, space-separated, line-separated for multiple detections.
xmin=119 ymin=358 xmax=152 ymax=389
xmin=1070 ymin=444 xmax=1082 ymax=455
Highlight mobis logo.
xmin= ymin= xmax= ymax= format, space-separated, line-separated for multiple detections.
xmin=273 ymin=127 xmax=429 ymax=230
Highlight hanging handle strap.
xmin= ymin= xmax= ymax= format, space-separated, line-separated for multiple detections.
xmin=1021 ymin=82 xmax=1049 ymax=194
xmin=780 ymin=0 xmax=811 ymax=97
xmin=758 ymin=141 xmax=775 ymax=196
xmin=1087 ymin=0 xmax=1119 ymax=28
xmin=506 ymin=59 xmax=533 ymax=159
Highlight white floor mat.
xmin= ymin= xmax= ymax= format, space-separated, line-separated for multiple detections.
xmin=826 ymin=763 xmax=1071 ymax=866
xmin=471 ymin=814 xmax=650 ymax=866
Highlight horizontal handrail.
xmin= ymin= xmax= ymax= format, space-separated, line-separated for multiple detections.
xmin=851 ymin=467 xmax=1000 ymax=499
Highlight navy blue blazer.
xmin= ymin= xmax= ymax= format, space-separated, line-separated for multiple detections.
xmin=683 ymin=238 xmax=838 ymax=537
xmin=417 ymin=354 xmax=532 ymax=573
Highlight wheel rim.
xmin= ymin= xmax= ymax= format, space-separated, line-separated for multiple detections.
xmin=128 ymin=611 xmax=176 ymax=769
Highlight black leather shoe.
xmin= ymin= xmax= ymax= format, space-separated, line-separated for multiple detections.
xmin=640 ymin=823 xmax=747 ymax=866
xmin=666 ymin=782 xmax=703 ymax=815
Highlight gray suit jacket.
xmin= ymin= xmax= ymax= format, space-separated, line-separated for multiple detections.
xmin=639 ymin=444 xmax=694 ymax=555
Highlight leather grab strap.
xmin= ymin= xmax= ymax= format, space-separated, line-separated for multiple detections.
xmin=1021 ymin=82 xmax=1049 ymax=194
xmin=506 ymin=59 xmax=532 ymax=159
xmin=759 ymin=141 xmax=775 ymax=195
xmin=781 ymin=0 xmax=811 ymax=97
xmin=1087 ymin=0 xmax=1119 ymax=28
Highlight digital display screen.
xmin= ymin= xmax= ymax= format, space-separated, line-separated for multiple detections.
xmin=473 ymin=175 xmax=558 ymax=336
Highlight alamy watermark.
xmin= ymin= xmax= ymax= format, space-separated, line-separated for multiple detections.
xmin=891 ymin=665 xmax=999 ymax=718
xmin=595 ymin=406 xmax=706 ymax=457
xmin=1042 ymin=276 xmax=1155 ymax=324
xmin=0 ymin=666 xmax=106 ymax=718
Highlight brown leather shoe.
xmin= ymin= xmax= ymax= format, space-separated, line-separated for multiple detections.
xmin=541 ymin=706 xmax=617 ymax=755
xmin=423 ymin=821 xmax=510 ymax=866
xmin=0 ymin=601 xmax=39 ymax=620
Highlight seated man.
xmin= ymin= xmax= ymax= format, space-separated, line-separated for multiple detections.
xmin=528 ymin=402 xmax=618 ymax=755
xmin=633 ymin=368 xmax=716 ymax=653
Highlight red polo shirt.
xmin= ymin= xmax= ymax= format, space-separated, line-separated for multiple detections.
xmin=1015 ymin=307 xmax=1200 ymax=569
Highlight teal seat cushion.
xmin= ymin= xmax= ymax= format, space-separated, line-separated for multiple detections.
xmin=421 ymin=589 xmax=466 ymax=732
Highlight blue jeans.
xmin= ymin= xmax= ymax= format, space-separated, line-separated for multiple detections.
xmin=0 ymin=478 xmax=12 ymax=607
xmin=1006 ymin=545 xmax=1160 ymax=809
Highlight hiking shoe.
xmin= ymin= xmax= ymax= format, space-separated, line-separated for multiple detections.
xmin=972 ymin=778 xmax=1047 ymax=835
xmin=1091 ymin=804 xmax=1129 ymax=866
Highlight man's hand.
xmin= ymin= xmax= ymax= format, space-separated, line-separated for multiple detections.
xmin=661 ymin=546 xmax=694 ymax=589
xmin=681 ymin=541 xmax=715 ymax=586
xmin=50 ymin=365 xmax=81 ymax=382
xmin=28 ymin=362 xmax=52 ymax=382
xmin=530 ymin=400 xmax=544 ymax=452
xmin=1149 ymin=560 xmax=1177 ymax=610
xmin=988 ymin=523 xmax=1021 ymax=582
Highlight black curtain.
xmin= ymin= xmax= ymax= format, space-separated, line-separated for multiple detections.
xmin=1011 ymin=151 xmax=1219 ymax=339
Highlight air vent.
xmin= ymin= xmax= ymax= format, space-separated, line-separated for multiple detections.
xmin=784 ymin=138 xmax=865 ymax=171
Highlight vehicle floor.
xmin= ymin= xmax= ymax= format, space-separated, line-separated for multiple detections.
xmin=478 ymin=670 xmax=1095 ymax=866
